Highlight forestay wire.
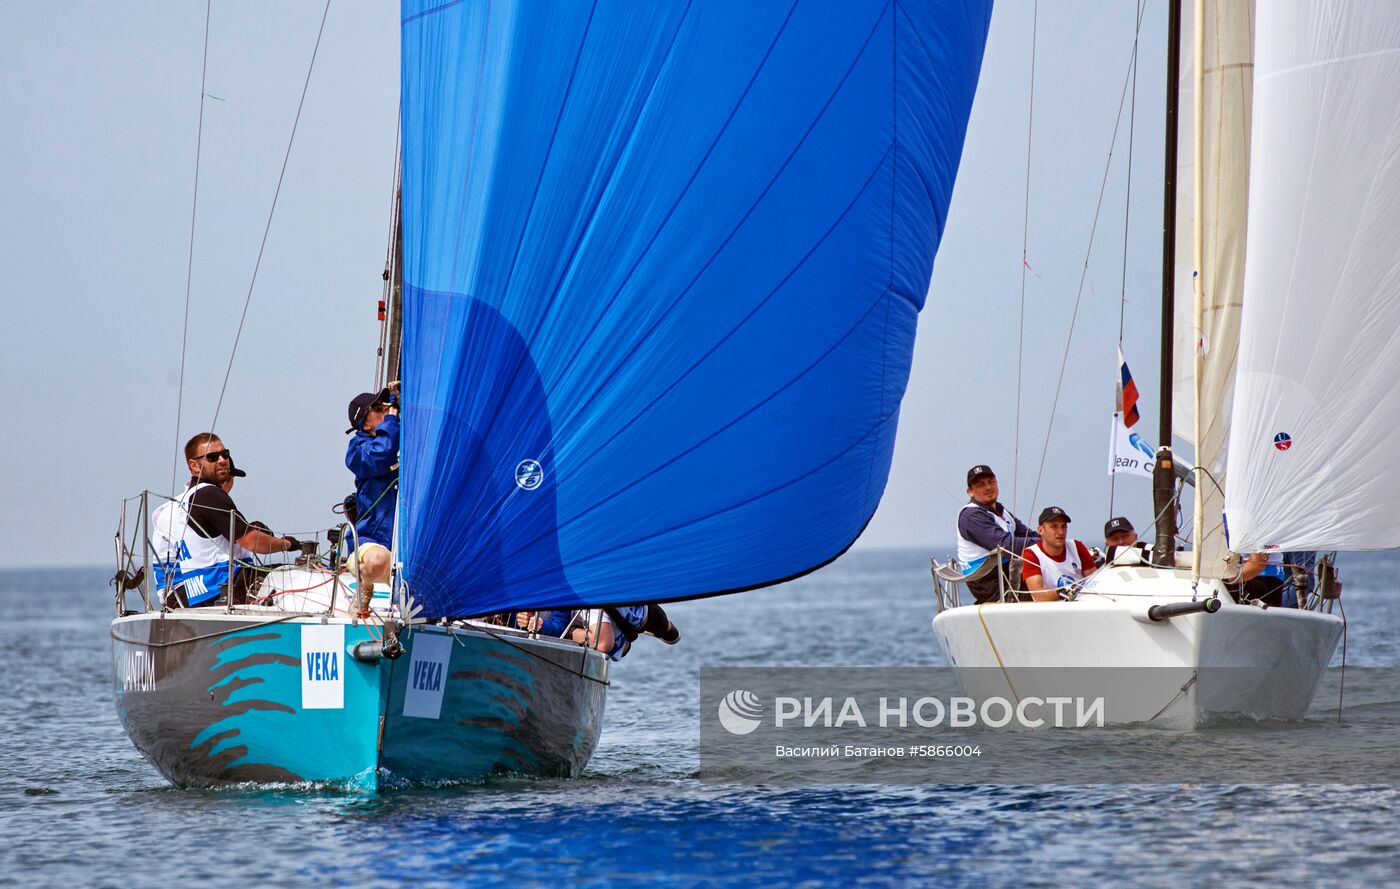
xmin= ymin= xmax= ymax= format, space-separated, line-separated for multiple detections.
xmin=1013 ymin=1 xmax=1038 ymax=518
xmin=1109 ymin=0 xmax=1144 ymax=518
xmin=209 ymin=0 xmax=334 ymax=432
xmin=171 ymin=0 xmax=213 ymax=496
xmin=1029 ymin=0 xmax=1149 ymax=513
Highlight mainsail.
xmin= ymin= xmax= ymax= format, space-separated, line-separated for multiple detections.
xmin=1180 ymin=0 xmax=1254 ymax=576
xmin=1226 ymin=1 xmax=1400 ymax=551
xmin=397 ymin=0 xmax=992 ymax=614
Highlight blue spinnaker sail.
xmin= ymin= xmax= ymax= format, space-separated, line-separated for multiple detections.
xmin=399 ymin=0 xmax=991 ymax=615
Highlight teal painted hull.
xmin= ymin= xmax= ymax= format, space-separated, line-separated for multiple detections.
xmin=111 ymin=612 xmax=608 ymax=790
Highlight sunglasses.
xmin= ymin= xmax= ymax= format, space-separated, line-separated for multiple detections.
xmin=199 ymin=449 xmax=232 ymax=463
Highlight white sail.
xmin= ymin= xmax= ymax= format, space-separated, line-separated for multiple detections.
xmin=1170 ymin=1 xmax=1254 ymax=574
xmin=1190 ymin=0 xmax=1254 ymax=575
xmin=1226 ymin=1 xmax=1400 ymax=552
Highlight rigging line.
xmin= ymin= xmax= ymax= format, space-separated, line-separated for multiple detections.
xmin=1014 ymin=0 xmax=1037 ymax=519
xmin=1118 ymin=0 xmax=1143 ymax=347
xmin=172 ymin=0 xmax=213 ymax=497
xmin=1147 ymin=671 xmax=1197 ymax=721
xmin=454 ymin=621 xmax=612 ymax=687
xmin=1029 ymin=2 xmax=1149 ymax=513
xmin=209 ymin=0 xmax=333 ymax=432
xmin=1110 ymin=0 xmax=1145 ymax=517
xmin=375 ymin=118 xmax=402 ymax=391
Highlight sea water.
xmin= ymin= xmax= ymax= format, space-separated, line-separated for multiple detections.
xmin=5 ymin=552 xmax=1400 ymax=887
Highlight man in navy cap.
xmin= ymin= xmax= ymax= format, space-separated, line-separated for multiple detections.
xmin=1021 ymin=506 xmax=1096 ymax=601
xmin=345 ymin=382 xmax=400 ymax=585
xmin=1100 ymin=515 xmax=1150 ymax=565
xmin=955 ymin=465 xmax=1039 ymax=603
xmin=1103 ymin=516 xmax=1137 ymax=549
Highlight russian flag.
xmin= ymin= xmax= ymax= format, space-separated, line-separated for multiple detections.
xmin=1118 ymin=345 xmax=1140 ymax=428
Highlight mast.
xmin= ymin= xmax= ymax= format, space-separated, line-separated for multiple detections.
xmin=376 ymin=177 xmax=403 ymax=389
xmin=1158 ymin=0 xmax=1181 ymax=447
xmin=385 ymin=183 xmax=403 ymax=384
xmin=1152 ymin=0 xmax=1183 ymax=567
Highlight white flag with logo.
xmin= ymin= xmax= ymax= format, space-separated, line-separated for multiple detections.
xmin=1107 ymin=412 xmax=1154 ymax=477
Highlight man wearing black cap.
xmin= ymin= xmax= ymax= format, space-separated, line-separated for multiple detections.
xmin=955 ymin=465 xmax=1039 ymax=603
xmin=1021 ymin=506 xmax=1096 ymax=601
xmin=1104 ymin=516 xmax=1138 ymax=549
xmin=345 ymin=382 xmax=400 ymax=585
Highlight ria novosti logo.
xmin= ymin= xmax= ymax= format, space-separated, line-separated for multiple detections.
xmin=718 ymin=689 xmax=764 ymax=735
xmin=715 ymin=689 xmax=1106 ymax=734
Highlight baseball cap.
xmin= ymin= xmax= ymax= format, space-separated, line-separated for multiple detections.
xmin=227 ymin=458 xmax=247 ymax=478
xmin=1038 ymin=506 xmax=1071 ymax=524
xmin=1104 ymin=516 xmax=1134 ymax=536
xmin=346 ymin=393 xmax=379 ymax=434
xmin=966 ymin=464 xmax=995 ymax=486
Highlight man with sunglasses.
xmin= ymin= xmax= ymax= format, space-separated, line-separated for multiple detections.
xmin=155 ymin=432 xmax=301 ymax=607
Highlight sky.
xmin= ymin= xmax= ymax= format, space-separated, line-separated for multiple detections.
xmin=2 ymin=1 xmax=1172 ymax=569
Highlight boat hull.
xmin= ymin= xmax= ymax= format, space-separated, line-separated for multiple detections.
xmin=931 ymin=567 xmax=1343 ymax=725
xmin=379 ymin=622 xmax=608 ymax=782
xmin=111 ymin=612 xmax=608 ymax=789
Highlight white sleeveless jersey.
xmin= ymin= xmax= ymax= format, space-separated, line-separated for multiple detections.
xmin=956 ymin=502 xmax=1015 ymax=571
xmin=150 ymin=497 xmax=186 ymax=569
xmin=1027 ymin=539 xmax=1086 ymax=589
xmin=149 ymin=483 xmax=248 ymax=605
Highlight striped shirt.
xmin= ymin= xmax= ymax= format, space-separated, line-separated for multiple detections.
xmin=957 ymin=500 xmax=1039 ymax=553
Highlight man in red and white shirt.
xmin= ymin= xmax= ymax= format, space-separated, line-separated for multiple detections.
xmin=1020 ymin=506 xmax=1096 ymax=602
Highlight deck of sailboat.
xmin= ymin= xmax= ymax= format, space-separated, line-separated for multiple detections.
xmin=931 ymin=564 xmax=1343 ymax=724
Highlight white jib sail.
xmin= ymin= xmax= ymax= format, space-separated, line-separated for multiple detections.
xmin=1226 ymin=1 xmax=1400 ymax=552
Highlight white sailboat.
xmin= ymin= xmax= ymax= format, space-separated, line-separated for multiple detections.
xmin=929 ymin=0 xmax=1392 ymax=724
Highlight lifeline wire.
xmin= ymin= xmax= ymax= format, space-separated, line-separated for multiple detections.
xmin=457 ymin=620 xmax=612 ymax=687
xmin=1030 ymin=0 xmax=1149 ymax=513
xmin=1013 ymin=1 xmax=1038 ymax=516
xmin=209 ymin=0 xmax=333 ymax=431
xmin=171 ymin=0 xmax=212 ymax=496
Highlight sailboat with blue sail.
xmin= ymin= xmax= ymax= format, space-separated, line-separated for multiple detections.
xmin=110 ymin=0 xmax=994 ymax=788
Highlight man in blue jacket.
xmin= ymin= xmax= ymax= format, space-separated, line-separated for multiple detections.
xmin=345 ymin=383 xmax=400 ymax=585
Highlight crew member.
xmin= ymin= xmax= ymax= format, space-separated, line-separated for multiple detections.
xmin=1021 ymin=506 xmax=1095 ymax=601
xmin=345 ymin=382 xmax=400 ymax=586
xmin=567 ymin=605 xmax=681 ymax=660
xmin=955 ymin=464 xmax=1039 ymax=603
xmin=1102 ymin=516 xmax=1147 ymax=564
xmin=1235 ymin=552 xmax=1293 ymax=607
xmin=158 ymin=433 xmax=300 ymax=607
xmin=153 ymin=459 xmax=250 ymax=586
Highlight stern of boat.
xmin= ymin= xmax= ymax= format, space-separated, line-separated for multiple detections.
xmin=111 ymin=610 xmax=387 ymax=789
